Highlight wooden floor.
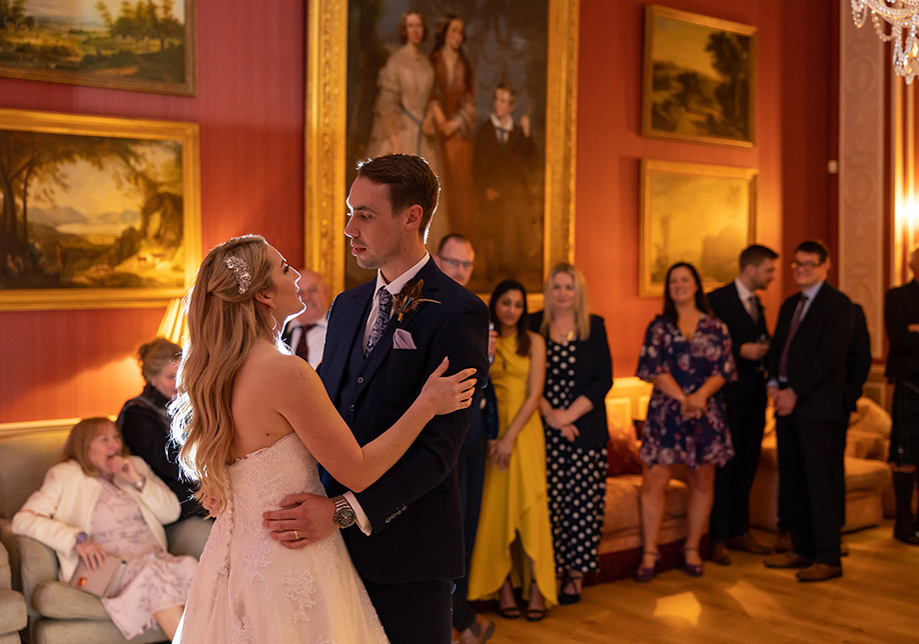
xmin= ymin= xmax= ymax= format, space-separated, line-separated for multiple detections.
xmin=482 ymin=522 xmax=919 ymax=644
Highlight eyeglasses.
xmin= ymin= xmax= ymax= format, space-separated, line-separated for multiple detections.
xmin=790 ymin=260 xmax=824 ymax=270
xmin=438 ymin=256 xmax=475 ymax=270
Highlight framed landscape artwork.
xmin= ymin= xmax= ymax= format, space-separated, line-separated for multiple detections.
xmin=640 ymin=159 xmax=757 ymax=297
xmin=642 ymin=5 xmax=756 ymax=148
xmin=0 ymin=109 xmax=201 ymax=310
xmin=306 ymin=0 xmax=578 ymax=296
xmin=0 ymin=0 xmax=195 ymax=95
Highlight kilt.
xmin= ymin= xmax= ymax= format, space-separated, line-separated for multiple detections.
xmin=890 ymin=375 xmax=919 ymax=464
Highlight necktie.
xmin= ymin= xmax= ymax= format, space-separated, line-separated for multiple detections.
xmin=778 ymin=295 xmax=808 ymax=379
xmin=365 ymin=287 xmax=393 ymax=356
xmin=748 ymin=295 xmax=759 ymax=322
xmin=294 ymin=324 xmax=314 ymax=362
xmin=496 ymin=127 xmax=510 ymax=144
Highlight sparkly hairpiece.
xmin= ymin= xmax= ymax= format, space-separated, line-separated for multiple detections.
xmin=224 ymin=256 xmax=252 ymax=294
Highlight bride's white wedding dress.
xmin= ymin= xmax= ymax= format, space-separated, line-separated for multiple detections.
xmin=174 ymin=432 xmax=389 ymax=643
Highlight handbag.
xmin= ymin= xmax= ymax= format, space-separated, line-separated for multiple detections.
xmin=69 ymin=556 xmax=127 ymax=598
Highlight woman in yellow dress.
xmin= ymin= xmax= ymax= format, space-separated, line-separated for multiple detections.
xmin=468 ymin=280 xmax=557 ymax=621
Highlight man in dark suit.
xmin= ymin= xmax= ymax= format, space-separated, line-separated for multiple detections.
xmin=764 ymin=241 xmax=854 ymax=582
xmin=884 ymin=247 xmax=919 ymax=545
xmin=707 ymin=244 xmax=778 ymax=565
xmin=433 ymin=234 xmax=497 ymax=644
xmin=265 ymin=155 xmax=490 ymax=643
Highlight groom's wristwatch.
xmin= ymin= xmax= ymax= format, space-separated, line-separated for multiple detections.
xmin=332 ymin=495 xmax=356 ymax=529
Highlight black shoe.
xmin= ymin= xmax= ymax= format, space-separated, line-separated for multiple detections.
xmin=894 ymin=524 xmax=919 ymax=545
xmin=557 ymin=571 xmax=582 ymax=605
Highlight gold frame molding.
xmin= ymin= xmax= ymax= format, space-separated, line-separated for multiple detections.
xmin=305 ymin=0 xmax=578 ymax=296
xmin=640 ymin=159 xmax=757 ymax=297
xmin=641 ymin=5 xmax=757 ymax=149
xmin=0 ymin=1 xmax=196 ymax=96
xmin=0 ymin=108 xmax=201 ymax=311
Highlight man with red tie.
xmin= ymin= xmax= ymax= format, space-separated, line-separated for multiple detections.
xmin=282 ymin=269 xmax=330 ymax=368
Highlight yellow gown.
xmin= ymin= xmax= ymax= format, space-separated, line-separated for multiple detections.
xmin=467 ymin=334 xmax=557 ymax=606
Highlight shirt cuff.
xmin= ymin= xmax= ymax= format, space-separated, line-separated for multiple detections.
xmin=343 ymin=491 xmax=372 ymax=535
xmin=766 ymin=379 xmax=779 ymax=390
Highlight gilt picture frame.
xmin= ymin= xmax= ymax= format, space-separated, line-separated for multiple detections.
xmin=0 ymin=0 xmax=196 ymax=96
xmin=642 ymin=5 xmax=756 ymax=148
xmin=305 ymin=0 xmax=578 ymax=297
xmin=0 ymin=108 xmax=201 ymax=311
xmin=640 ymin=159 xmax=757 ymax=297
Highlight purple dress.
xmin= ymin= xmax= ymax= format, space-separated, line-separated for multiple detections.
xmin=636 ymin=314 xmax=735 ymax=469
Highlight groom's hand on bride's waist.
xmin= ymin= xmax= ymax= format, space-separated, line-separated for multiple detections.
xmin=262 ymin=492 xmax=337 ymax=549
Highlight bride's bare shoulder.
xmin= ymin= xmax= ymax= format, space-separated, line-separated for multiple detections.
xmin=239 ymin=342 xmax=315 ymax=387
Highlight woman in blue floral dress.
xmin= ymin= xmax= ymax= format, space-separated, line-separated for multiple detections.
xmin=635 ymin=262 xmax=735 ymax=580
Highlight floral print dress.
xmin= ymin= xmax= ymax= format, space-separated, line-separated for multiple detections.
xmin=636 ymin=314 xmax=736 ymax=469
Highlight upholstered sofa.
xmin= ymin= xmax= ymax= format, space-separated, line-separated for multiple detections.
xmin=0 ymin=540 xmax=27 ymax=644
xmin=0 ymin=421 xmax=173 ymax=644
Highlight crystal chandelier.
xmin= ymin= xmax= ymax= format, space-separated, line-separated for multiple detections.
xmin=852 ymin=0 xmax=919 ymax=82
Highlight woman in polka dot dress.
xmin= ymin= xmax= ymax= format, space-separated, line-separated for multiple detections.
xmin=529 ymin=264 xmax=613 ymax=605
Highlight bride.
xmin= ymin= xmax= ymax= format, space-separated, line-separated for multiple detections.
xmin=170 ymin=235 xmax=476 ymax=643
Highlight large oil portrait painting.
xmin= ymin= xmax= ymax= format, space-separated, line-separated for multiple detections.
xmin=306 ymin=0 xmax=577 ymax=296
xmin=0 ymin=109 xmax=201 ymax=310
xmin=640 ymin=159 xmax=756 ymax=296
xmin=642 ymin=5 xmax=756 ymax=148
xmin=0 ymin=0 xmax=195 ymax=95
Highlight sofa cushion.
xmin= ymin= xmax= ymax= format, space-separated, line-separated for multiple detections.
xmin=607 ymin=426 xmax=642 ymax=476
xmin=32 ymin=581 xmax=109 ymax=620
xmin=845 ymin=457 xmax=891 ymax=493
xmin=0 ymin=589 xmax=27 ymax=634
xmin=0 ymin=429 xmax=70 ymax=520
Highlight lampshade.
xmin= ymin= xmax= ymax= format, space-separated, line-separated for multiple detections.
xmin=157 ymin=297 xmax=188 ymax=345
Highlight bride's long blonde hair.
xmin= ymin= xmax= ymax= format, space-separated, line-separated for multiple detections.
xmin=170 ymin=235 xmax=277 ymax=515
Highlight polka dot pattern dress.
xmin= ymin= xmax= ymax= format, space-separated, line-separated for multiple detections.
xmin=544 ymin=339 xmax=607 ymax=574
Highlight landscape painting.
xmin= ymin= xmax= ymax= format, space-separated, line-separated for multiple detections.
xmin=642 ymin=5 xmax=756 ymax=148
xmin=0 ymin=0 xmax=195 ymax=95
xmin=0 ymin=109 xmax=200 ymax=310
xmin=640 ymin=159 xmax=756 ymax=296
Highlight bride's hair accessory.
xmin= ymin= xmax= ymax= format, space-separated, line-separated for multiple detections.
xmin=225 ymin=256 xmax=252 ymax=294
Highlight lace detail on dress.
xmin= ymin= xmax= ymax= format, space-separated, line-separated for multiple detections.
xmin=175 ymin=432 xmax=390 ymax=644
xmin=282 ymin=568 xmax=317 ymax=623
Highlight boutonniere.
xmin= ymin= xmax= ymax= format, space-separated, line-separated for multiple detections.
xmin=392 ymin=279 xmax=439 ymax=322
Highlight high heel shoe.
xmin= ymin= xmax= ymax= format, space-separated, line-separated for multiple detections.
xmin=635 ymin=551 xmax=660 ymax=583
xmin=558 ymin=570 xmax=583 ymax=605
xmin=525 ymin=580 xmax=548 ymax=622
xmin=497 ymin=579 xmax=520 ymax=619
xmin=683 ymin=547 xmax=704 ymax=577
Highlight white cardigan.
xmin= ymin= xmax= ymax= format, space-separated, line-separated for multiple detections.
xmin=12 ymin=457 xmax=181 ymax=582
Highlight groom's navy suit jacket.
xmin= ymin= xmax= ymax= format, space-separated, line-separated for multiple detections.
xmin=318 ymin=258 xmax=490 ymax=584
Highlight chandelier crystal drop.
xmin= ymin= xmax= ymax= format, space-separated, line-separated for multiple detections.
xmin=851 ymin=0 xmax=919 ymax=82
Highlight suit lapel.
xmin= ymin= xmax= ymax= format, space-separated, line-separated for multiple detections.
xmin=323 ymin=283 xmax=373 ymax=398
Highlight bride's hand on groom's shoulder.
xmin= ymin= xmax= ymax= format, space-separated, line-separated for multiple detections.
xmin=262 ymin=492 xmax=337 ymax=548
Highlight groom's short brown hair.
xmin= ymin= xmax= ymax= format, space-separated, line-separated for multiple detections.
xmin=356 ymin=154 xmax=440 ymax=238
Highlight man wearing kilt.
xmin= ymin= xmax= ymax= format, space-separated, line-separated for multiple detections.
xmin=884 ymin=247 xmax=919 ymax=545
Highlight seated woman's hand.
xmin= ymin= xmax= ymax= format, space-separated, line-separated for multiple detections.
xmin=75 ymin=539 xmax=108 ymax=571
xmin=420 ymin=357 xmax=477 ymax=416
xmin=109 ymin=455 xmax=143 ymax=486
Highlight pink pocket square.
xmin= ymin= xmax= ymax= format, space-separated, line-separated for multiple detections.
xmin=393 ymin=329 xmax=416 ymax=349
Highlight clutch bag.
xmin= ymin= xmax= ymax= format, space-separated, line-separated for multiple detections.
xmin=69 ymin=556 xmax=127 ymax=598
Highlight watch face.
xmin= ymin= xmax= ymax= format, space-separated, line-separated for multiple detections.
xmin=335 ymin=507 xmax=356 ymax=528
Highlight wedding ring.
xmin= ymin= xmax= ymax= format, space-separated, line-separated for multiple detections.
xmin=293 ymin=530 xmax=300 ymax=541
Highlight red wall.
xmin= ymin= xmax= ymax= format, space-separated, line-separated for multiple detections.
xmin=0 ymin=0 xmax=304 ymax=423
xmin=0 ymin=0 xmax=837 ymax=423
xmin=575 ymin=0 xmax=836 ymax=379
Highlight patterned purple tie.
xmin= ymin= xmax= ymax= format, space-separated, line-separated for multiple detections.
xmin=365 ymin=287 xmax=393 ymax=356
xmin=778 ymin=295 xmax=808 ymax=380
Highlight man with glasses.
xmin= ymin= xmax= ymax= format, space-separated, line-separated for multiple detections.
xmin=764 ymin=240 xmax=854 ymax=582
xmin=434 ymin=233 xmax=498 ymax=644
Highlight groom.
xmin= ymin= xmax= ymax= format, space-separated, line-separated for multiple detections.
xmin=264 ymin=154 xmax=490 ymax=643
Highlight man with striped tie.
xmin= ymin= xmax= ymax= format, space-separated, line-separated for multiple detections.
xmin=764 ymin=240 xmax=854 ymax=582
